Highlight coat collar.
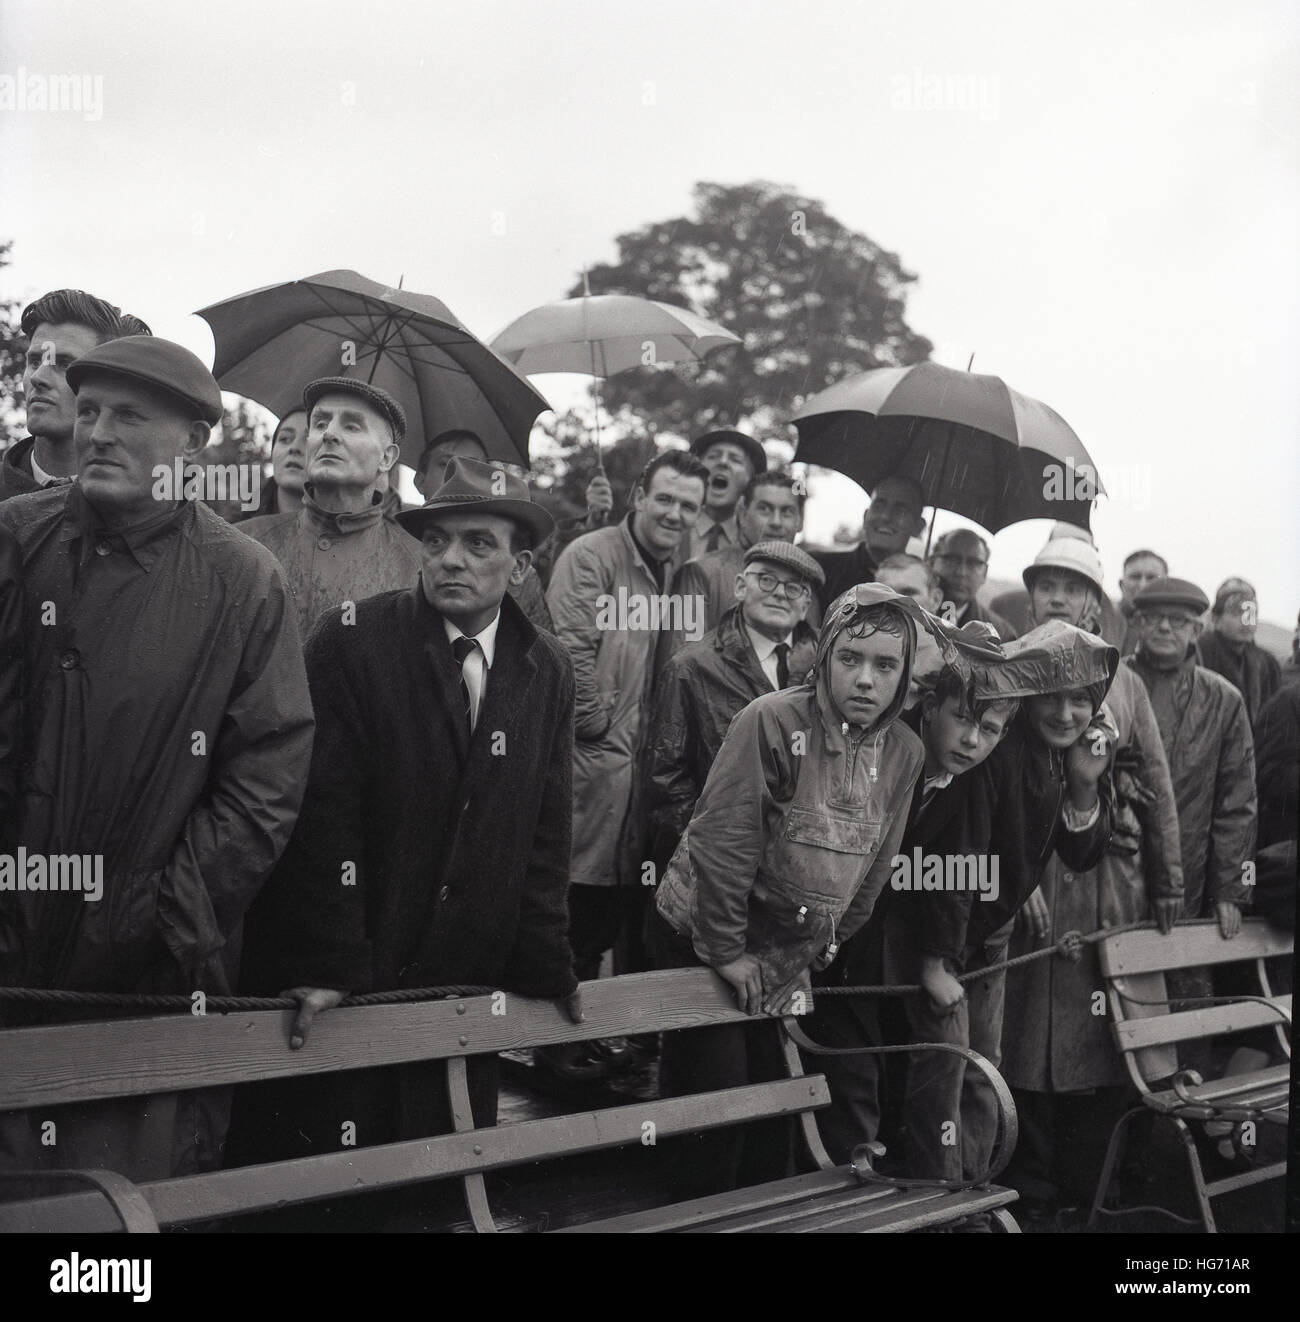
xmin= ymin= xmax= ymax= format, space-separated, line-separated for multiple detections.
xmin=61 ymin=483 xmax=191 ymax=572
xmin=300 ymin=485 xmax=386 ymax=536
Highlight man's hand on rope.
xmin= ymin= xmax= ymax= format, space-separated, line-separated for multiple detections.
xmin=283 ymin=986 xmax=347 ymax=1049
xmin=920 ymin=958 xmax=965 ymax=1015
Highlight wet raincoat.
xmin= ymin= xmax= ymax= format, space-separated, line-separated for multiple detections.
xmin=655 ymin=584 xmax=932 ymax=1008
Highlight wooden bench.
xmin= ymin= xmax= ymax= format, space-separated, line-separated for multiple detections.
xmin=1088 ymin=918 xmax=1292 ymax=1233
xmin=0 ymin=968 xmax=1020 ymax=1234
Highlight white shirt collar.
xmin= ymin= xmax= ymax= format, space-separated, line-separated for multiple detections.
xmin=443 ymin=611 xmax=501 ymax=668
xmin=30 ymin=446 xmax=71 ymax=488
xmin=744 ymin=620 xmax=794 ymax=662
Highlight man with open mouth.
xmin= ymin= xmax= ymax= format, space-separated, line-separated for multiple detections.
xmin=684 ymin=428 xmax=767 ymax=562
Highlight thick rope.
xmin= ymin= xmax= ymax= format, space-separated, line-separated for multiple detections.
xmin=0 ymin=984 xmax=496 ymax=1015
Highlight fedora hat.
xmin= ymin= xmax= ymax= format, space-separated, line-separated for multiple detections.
xmin=397 ymin=456 xmax=554 ymax=548
xmin=691 ymin=428 xmax=767 ymax=478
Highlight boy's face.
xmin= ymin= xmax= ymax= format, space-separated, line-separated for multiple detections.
xmin=827 ymin=626 xmax=906 ymax=729
xmin=923 ymin=692 xmax=1012 ymax=776
xmin=1025 ymin=688 xmax=1096 ymax=749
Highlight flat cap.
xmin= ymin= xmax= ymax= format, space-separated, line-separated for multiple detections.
xmin=691 ymin=428 xmax=767 ymax=478
xmin=1134 ymin=577 xmax=1209 ymax=616
xmin=744 ymin=540 xmax=825 ymax=587
xmin=303 ymin=376 xmax=406 ymax=445
xmin=66 ymin=336 xmax=222 ymax=425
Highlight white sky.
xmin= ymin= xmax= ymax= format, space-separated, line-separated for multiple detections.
xmin=2 ymin=0 xmax=1296 ymax=620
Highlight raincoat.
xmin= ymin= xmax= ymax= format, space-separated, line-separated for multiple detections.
xmin=241 ymin=486 xmax=422 ymax=637
xmin=655 ymin=584 xmax=928 ymax=1008
xmin=1127 ymin=648 xmax=1256 ymax=915
xmin=645 ymin=604 xmax=817 ymax=865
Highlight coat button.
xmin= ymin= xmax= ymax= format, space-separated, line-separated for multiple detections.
xmin=94 ymin=540 xmax=112 ymax=556
xmin=317 ymin=536 xmax=331 ymax=550
xmin=1063 ymin=871 xmax=1075 ymax=883
xmin=439 ymin=885 xmax=450 ymax=902
xmin=60 ymin=649 xmax=80 ymax=670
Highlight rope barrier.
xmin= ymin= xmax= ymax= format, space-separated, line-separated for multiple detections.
xmin=0 ymin=984 xmax=496 ymax=1015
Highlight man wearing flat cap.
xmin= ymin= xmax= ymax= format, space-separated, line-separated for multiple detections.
xmin=1127 ymin=577 xmax=1256 ymax=935
xmin=1196 ymin=576 xmax=1281 ymax=727
xmin=685 ymin=428 xmax=767 ymax=562
xmin=237 ymin=456 xmax=581 ymax=1178
xmin=241 ymin=376 xmax=422 ymax=638
xmin=0 ymin=336 xmax=314 ymax=1181
xmin=645 ymin=539 xmax=824 ymax=872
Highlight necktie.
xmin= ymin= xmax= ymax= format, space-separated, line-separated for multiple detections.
xmin=451 ymin=635 xmax=478 ymax=735
xmin=704 ymin=523 xmax=724 ymax=553
xmin=774 ymin=642 xmax=791 ymax=689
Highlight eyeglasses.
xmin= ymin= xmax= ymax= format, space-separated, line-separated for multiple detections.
xmin=934 ymin=554 xmax=988 ymax=570
xmin=744 ymin=570 xmax=811 ymax=601
xmin=1136 ymin=610 xmax=1198 ymax=630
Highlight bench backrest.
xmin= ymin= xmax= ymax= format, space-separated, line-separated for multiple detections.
xmin=0 ymin=968 xmax=753 ymax=1112
xmin=1096 ymin=919 xmax=1293 ymax=1091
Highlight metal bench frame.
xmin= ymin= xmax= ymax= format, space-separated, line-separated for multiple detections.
xmin=1087 ymin=918 xmax=1292 ymax=1233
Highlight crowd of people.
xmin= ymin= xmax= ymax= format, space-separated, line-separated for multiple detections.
xmin=0 ymin=287 xmax=1294 ymax=1229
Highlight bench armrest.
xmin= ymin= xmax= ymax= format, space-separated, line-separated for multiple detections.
xmin=0 ymin=1168 xmax=159 ymax=1233
xmin=784 ymin=1020 xmax=1018 ymax=1188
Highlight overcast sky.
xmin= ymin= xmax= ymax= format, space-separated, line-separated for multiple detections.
xmin=2 ymin=0 xmax=1296 ymax=620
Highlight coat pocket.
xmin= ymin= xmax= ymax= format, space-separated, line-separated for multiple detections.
xmin=769 ymin=806 xmax=883 ymax=900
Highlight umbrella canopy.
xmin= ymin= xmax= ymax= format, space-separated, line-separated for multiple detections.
xmin=791 ymin=362 xmax=1103 ymax=533
xmin=196 ymin=269 xmax=551 ymax=469
xmin=489 ymin=294 xmax=741 ymax=377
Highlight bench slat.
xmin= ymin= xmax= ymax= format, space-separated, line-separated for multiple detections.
xmin=717 ymin=1184 xmax=1016 ymax=1234
xmin=0 ymin=1076 xmax=829 ymax=1232
xmin=0 ymin=970 xmax=765 ymax=1112
xmin=1098 ymin=920 xmax=1292 ymax=977
xmin=1112 ymin=995 xmax=1291 ymax=1052
xmin=559 ymin=1169 xmax=894 ymax=1233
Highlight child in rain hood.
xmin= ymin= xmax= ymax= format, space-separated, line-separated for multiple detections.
xmin=650 ymin=583 xmax=943 ymax=1192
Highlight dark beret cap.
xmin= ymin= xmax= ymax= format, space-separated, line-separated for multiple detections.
xmin=691 ymin=428 xmax=767 ymax=478
xmin=66 ymin=336 xmax=223 ymax=425
xmin=1134 ymin=576 xmax=1210 ymax=615
xmin=303 ymin=376 xmax=406 ymax=445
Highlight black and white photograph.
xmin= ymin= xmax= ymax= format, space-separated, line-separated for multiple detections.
xmin=0 ymin=0 xmax=1295 ymax=1295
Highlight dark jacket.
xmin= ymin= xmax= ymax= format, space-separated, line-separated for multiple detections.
xmin=0 ymin=437 xmax=45 ymax=503
xmin=956 ymin=594 xmax=1017 ymax=643
xmin=1252 ymin=683 xmax=1299 ymax=850
xmin=243 ymin=586 xmax=577 ymax=1000
xmin=1196 ymin=631 xmax=1282 ymax=728
xmin=879 ymin=709 xmax=1113 ymax=968
xmin=0 ymin=527 xmax=21 ymax=844
xmin=810 ymin=542 xmax=877 ymax=606
xmin=645 ymin=606 xmax=817 ymax=865
xmin=0 ymin=485 xmax=315 ymax=999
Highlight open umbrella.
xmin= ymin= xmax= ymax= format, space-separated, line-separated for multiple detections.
xmin=196 ymin=269 xmax=550 ymax=469
xmin=791 ymin=362 xmax=1104 ymax=538
xmin=489 ymin=284 xmax=741 ymax=471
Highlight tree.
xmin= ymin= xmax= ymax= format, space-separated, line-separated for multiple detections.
xmin=0 ymin=241 xmax=26 ymax=447
xmin=564 ymin=179 xmax=932 ymax=445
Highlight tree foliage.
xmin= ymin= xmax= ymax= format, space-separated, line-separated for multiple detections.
xmin=561 ymin=179 xmax=933 ymax=444
xmin=0 ymin=241 xmax=26 ymax=447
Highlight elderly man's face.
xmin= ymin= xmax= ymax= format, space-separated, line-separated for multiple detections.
xmin=1031 ymin=569 xmax=1093 ymax=627
xmin=419 ymin=510 xmax=528 ymax=632
xmin=1215 ymin=592 xmax=1258 ymax=644
xmin=931 ymin=532 xmax=988 ymax=607
xmin=306 ymin=392 xmax=397 ymax=493
xmin=271 ymin=409 xmax=308 ymax=495
xmin=698 ymin=440 xmax=755 ymax=518
xmin=737 ymin=482 xmax=802 ymax=547
xmin=74 ymin=373 xmax=206 ymax=525
xmin=1134 ymin=606 xmax=1201 ymax=665
xmin=862 ymin=477 xmax=924 ymax=558
xmin=1119 ymin=554 xmax=1166 ymax=607
xmin=877 ymin=562 xmax=940 ymax=611
xmin=24 ymin=321 xmax=103 ymax=444
xmin=736 ymin=558 xmax=811 ymax=641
